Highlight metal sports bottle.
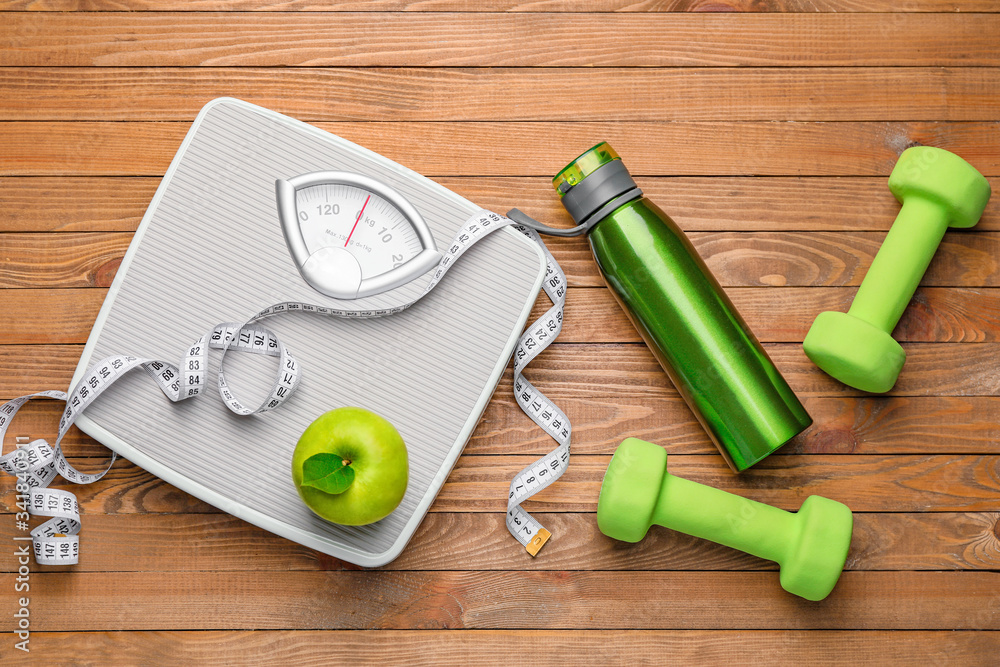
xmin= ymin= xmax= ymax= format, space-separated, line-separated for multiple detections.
xmin=512 ymin=143 xmax=812 ymax=471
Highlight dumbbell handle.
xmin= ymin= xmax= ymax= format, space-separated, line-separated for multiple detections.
xmin=848 ymin=197 xmax=949 ymax=333
xmin=652 ymin=472 xmax=796 ymax=565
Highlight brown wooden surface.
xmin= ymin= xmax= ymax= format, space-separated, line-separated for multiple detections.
xmin=1 ymin=3 xmax=999 ymax=665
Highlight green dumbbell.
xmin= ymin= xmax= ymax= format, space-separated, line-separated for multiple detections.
xmin=596 ymin=438 xmax=853 ymax=601
xmin=803 ymin=146 xmax=991 ymax=393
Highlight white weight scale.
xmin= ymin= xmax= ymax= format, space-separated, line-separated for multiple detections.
xmin=70 ymin=98 xmax=546 ymax=566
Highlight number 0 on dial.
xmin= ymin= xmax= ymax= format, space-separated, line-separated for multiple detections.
xmin=277 ymin=171 xmax=441 ymax=299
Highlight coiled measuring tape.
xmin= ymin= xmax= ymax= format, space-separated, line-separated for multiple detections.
xmin=0 ymin=426 xmax=81 ymax=565
xmin=0 ymin=210 xmax=570 ymax=563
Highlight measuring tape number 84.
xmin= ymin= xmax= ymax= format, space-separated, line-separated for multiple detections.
xmin=0 ymin=210 xmax=571 ymax=563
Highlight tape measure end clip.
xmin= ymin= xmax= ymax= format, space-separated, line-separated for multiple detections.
xmin=525 ymin=528 xmax=551 ymax=557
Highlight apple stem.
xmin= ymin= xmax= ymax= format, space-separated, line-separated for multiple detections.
xmin=342 ymin=459 xmax=351 ymax=467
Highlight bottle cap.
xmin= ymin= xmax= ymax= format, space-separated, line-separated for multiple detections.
xmin=552 ymin=142 xmax=641 ymax=227
xmin=553 ymin=142 xmax=621 ymax=195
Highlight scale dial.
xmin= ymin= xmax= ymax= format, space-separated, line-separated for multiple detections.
xmin=277 ymin=171 xmax=441 ymax=299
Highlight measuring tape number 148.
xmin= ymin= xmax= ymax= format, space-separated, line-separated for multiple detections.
xmin=0 ymin=209 xmax=571 ymax=564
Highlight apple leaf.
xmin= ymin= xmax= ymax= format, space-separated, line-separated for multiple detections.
xmin=301 ymin=453 xmax=355 ymax=495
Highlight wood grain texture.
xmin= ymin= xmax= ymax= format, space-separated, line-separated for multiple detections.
xmin=2 ymin=453 xmax=997 ymax=514
xmin=6 ymin=391 xmax=1000 ymax=459
xmin=0 ymin=0 xmax=993 ymax=11
xmin=0 ymin=233 xmax=129 ymax=288
xmin=440 ymin=454 xmax=1000 ymax=513
xmin=472 ymin=391 xmax=1000 ymax=456
xmin=3 ymin=121 xmax=999 ymax=177
xmin=490 ymin=341 xmax=996 ymax=400
xmin=11 ymin=631 xmax=1000 ymax=667
xmin=3 ymin=176 xmax=998 ymax=233
xmin=5 ymin=341 xmax=1000 ymax=402
xmin=1 ymin=2 xmax=998 ymax=659
xmin=6 ymin=285 xmax=1000 ymax=344
xmin=540 ymin=228 xmax=1000 ymax=287
xmin=1 ymin=289 xmax=105 ymax=343
xmin=1 ymin=511 xmax=995 ymax=573
xmin=3 ymin=13 xmax=1000 ymax=67
xmin=6 ymin=67 xmax=1000 ymax=122
xmin=22 ymin=630 xmax=1000 ymax=667
xmin=3 ymin=231 xmax=998 ymax=289
xmin=3 ymin=570 xmax=999 ymax=630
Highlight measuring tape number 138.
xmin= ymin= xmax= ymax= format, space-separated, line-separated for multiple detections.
xmin=0 ymin=203 xmax=572 ymax=563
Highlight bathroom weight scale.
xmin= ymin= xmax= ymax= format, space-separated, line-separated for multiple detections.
xmin=70 ymin=98 xmax=547 ymax=566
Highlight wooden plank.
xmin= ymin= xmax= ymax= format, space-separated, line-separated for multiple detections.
xmin=7 ymin=389 xmax=1000 ymax=459
xmin=3 ymin=13 xmax=1000 ymax=67
xmin=3 ymin=122 xmax=998 ymax=178
xmin=480 ymin=343 xmax=1000 ymax=399
xmin=489 ymin=340 xmax=999 ymax=400
xmin=437 ymin=454 xmax=1000 ymax=513
xmin=1 ymin=453 xmax=997 ymax=514
xmin=2 ymin=570 xmax=998 ymax=630
xmin=0 ymin=0 xmax=992 ymax=12
xmin=729 ymin=286 xmax=1000 ymax=344
xmin=5 ymin=341 xmax=1000 ymax=405
xmin=0 ymin=233 xmax=130 ymax=288
xmin=5 ymin=67 xmax=1000 ymax=122
xmin=3 ymin=231 xmax=998 ymax=289
xmin=768 ymin=342 xmax=1000 ymax=397
xmin=690 ymin=231 xmax=1000 ymax=289
xmin=37 ymin=393 xmax=1000 ymax=458
xmin=6 ymin=286 xmax=1000 ymax=345
xmin=542 ymin=228 xmax=1000 ymax=288
xmin=3 ymin=289 xmax=105 ymax=343
xmin=4 ymin=176 xmax=999 ymax=233
xmin=16 ymin=630 xmax=1000 ymax=667
xmin=1 ymin=511 xmax=995 ymax=573
xmin=4 ymin=339 xmax=1000 ymax=401
xmin=0 ymin=345 xmax=84 ymax=398
xmin=472 ymin=391 xmax=1000 ymax=457
xmin=0 ymin=176 xmax=157 ymax=232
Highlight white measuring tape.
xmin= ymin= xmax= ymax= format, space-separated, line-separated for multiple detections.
xmin=0 ymin=425 xmax=81 ymax=565
xmin=505 ymin=235 xmax=569 ymax=556
xmin=0 ymin=210 xmax=570 ymax=563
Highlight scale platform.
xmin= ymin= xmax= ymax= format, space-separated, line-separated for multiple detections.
xmin=71 ymin=98 xmax=546 ymax=566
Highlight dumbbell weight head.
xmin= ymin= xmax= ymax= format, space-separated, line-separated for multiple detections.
xmin=889 ymin=146 xmax=992 ymax=229
xmin=802 ymin=310 xmax=905 ymax=394
xmin=596 ymin=436 xmax=668 ymax=543
xmin=778 ymin=494 xmax=854 ymax=603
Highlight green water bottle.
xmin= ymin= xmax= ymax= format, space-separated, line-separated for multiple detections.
xmin=512 ymin=143 xmax=812 ymax=471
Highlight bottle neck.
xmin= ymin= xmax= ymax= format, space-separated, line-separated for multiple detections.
xmin=578 ymin=188 xmax=645 ymax=233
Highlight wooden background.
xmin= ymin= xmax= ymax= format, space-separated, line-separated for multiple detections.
xmin=2 ymin=1 xmax=999 ymax=664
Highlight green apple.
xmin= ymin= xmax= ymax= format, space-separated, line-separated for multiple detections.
xmin=291 ymin=407 xmax=409 ymax=525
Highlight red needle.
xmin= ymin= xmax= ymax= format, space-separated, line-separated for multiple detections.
xmin=344 ymin=194 xmax=371 ymax=247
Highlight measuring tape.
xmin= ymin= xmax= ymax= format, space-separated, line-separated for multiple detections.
xmin=0 ymin=421 xmax=82 ymax=565
xmin=505 ymin=232 xmax=569 ymax=556
xmin=0 ymin=210 xmax=570 ymax=563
